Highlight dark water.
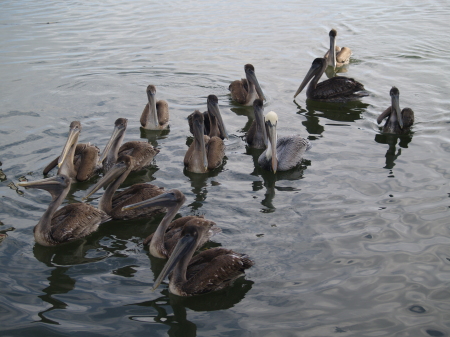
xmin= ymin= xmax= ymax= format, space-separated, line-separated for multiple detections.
xmin=1 ymin=0 xmax=450 ymax=336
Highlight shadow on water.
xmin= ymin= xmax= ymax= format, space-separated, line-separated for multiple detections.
xmin=128 ymin=277 xmax=253 ymax=337
xmin=140 ymin=127 xmax=171 ymax=148
xmin=183 ymin=161 xmax=227 ymax=214
xmin=294 ymin=99 xmax=369 ymax=137
xmin=230 ymin=106 xmax=255 ymax=134
xmin=374 ymin=132 xmax=413 ymax=170
xmin=245 ymin=146 xmax=309 ymax=212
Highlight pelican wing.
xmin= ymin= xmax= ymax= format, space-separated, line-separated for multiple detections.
xmin=314 ymin=76 xmax=365 ymax=100
xmin=74 ymin=144 xmax=99 ymax=181
xmin=43 ymin=143 xmax=94 ymax=175
xmin=206 ymin=136 xmax=225 ymax=171
xmin=111 ymin=183 xmax=165 ymax=219
xmin=156 ymin=100 xmax=170 ymax=127
xmin=118 ymin=141 xmax=159 ymax=171
xmin=188 ymin=111 xmax=210 ymax=136
xmin=276 ymin=135 xmax=311 ymax=172
xmin=229 ymin=79 xmax=248 ymax=104
xmin=402 ymin=108 xmax=414 ymax=129
xmin=50 ymin=204 xmax=110 ymax=243
xmin=336 ymin=47 xmax=351 ymax=64
xmin=183 ymin=248 xmax=253 ymax=295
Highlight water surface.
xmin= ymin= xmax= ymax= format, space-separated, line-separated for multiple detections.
xmin=1 ymin=1 xmax=450 ymax=336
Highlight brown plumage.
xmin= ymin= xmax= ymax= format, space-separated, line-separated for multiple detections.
xmin=43 ymin=121 xmax=99 ymax=182
xmin=84 ymin=155 xmax=165 ymax=220
xmin=187 ymin=95 xmax=228 ymax=140
xmin=184 ymin=110 xmax=225 ymax=173
xmin=377 ymin=86 xmax=414 ymax=134
xmin=245 ymin=99 xmax=267 ymax=149
xmin=294 ymin=58 xmax=367 ymax=102
xmin=121 ymin=189 xmax=220 ymax=259
xmin=18 ymin=175 xmax=111 ymax=246
xmin=324 ymin=29 xmax=352 ymax=69
xmin=140 ymin=85 xmax=169 ymax=130
xmin=98 ymin=118 xmax=159 ymax=173
xmin=152 ymin=224 xmax=253 ymax=296
xmin=229 ymin=64 xmax=265 ymax=106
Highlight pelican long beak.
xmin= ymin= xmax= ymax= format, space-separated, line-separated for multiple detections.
xmin=18 ymin=176 xmax=63 ymax=189
xmin=83 ymin=161 xmax=127 ymax=200
xmin=121 ymin=191 xmax=178 ymax=212
xmin=98 ymin=125 xmax=125 ymax=165
xmin=328 ymin=35 xmax=337 ymax=69
xmin=58 ymin=128 xmax=79 ymax=167
xmin=152 ymin=234 xmax=196 ymax=291
xmin=193 ymin=117 xmax=208 ymax=171
xmin=253 ymin=100 xmax=268 ymax=148
xmin=247 ymin=69 xmax=266 ymax=101
xmin=266 ymin=122 xmax=278 ymax=173
xmin=391 ymin=92 xmax=403 ymax=129
xmin=146 ymin=90 xmax=159 ymax=128
xmin=294 ymin=63 xmax=317 ymax=98
xmin=208 ymin=99 xmax=228 ymax=139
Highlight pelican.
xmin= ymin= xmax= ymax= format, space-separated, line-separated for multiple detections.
xmin=121 ymin=189 xmax=220 ymax=259
xmin=140 ymin=85 xmax=169 ymax=130
xmin=18 ymin=175 xmax=111 ymax=246
xmin=258 ymin=111 xmax=311 ymax=173
xmin=152 ymin=224 xmax=253 ymax=296
xmin=294 ymin=58 xmax=367 ymax=102
xmin=184 ymin=110 xmax=225 ymax=173
xmin=377 ymin=86 xmax=414 ymax=134
xmin=188 ymin=95 xmax=229 ymax=140
xmin=245 ymin=99 xmax=267 ymax=149
xmin=229 ymin=64 xmax=265 ymax=106
xmin=97 ymin=118 xmax=159 ymax=173
xmin=84 ymin=155 xmax=165 ymax=220
xmin=43 ymin=121 xmax=99 ymax=182
xmin=324 ymin=29 xmax=351 ymax=69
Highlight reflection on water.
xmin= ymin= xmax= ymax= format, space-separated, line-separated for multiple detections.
xmin=374 ymin=133 xmax=413 ymax=170
xmin=130 ymin=278 xmax=253 ymax=337
xmin=1 ymin=0 xmax=450 ymax=335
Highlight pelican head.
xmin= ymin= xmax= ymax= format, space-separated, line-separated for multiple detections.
xmin=58 ymin=121 xmax=81 ymax=168
xmin=207 ymin=94 xmax=228 ymax=139
xmin=244 ymin=64 xmax=266 ymax=101
xmin=145 ymin=84 xmax=159 ymax=128
xmin=191 ymin=110 xmax=208 ymax=171
xmin=390 ymin=86 xmax=403 ymax=129
xmin=152 ymin=224 xmax=206 ymax=291
xmin=84 ymin=155 xmax=133 ymax=200
xmin=121 ymin=189 xmax=185 ymax=212
xmin=294 ymin=58 xmax=327 ymax=98
xmin=98 ymin=118 xmax=128 ymax=166
xmin=264 ymin=111 xmax=278 ymax=173
xmin=18 ymin=175 xmax=71 ymax=199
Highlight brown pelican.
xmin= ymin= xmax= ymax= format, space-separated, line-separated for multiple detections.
xmin=140 ymin=85 xmax=169 ymax=130
xmin=188 ymin=95 xmax=229 ymax=140
xmin=258 ymin=111 xmax=311 ymax=173
xmin=245 ymin=99 xmax=267 ymax=149
xmin=43 ymin=121 xmax=99 ymax=182
xmin=377 ymin=86 xmax=414 ymax=134
xmin=294 ymin=58 xmax=367 ymax=102
xmin=324 ymin=29 xmax=351 ymax=69
xmin=83 ymin=155 xmax=165 ymax=220
xmin=184 ymin=111 xmax=225 ymax=173
xmin=152 ymin=224 xmax=253 ymax=296
xmin=97 ymin=118 xmax=159 ymax=173
xmin=121 ymin=189 xmax=220 ymax=259
xmin=18 ymin=175 xmax=111 ymax=246
xmin=229 ymin=64 xmax=265 ymax=106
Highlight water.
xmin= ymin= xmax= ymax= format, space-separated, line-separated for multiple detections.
xmin=1 ymin=0 xmax=450 ymax=336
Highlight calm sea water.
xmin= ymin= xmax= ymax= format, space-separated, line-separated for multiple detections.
xmin=1 ymin=0 xmax=450 ymax=336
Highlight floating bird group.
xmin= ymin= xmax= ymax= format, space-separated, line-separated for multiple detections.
xmin=18 ymin=28 xmax=415 ymax=297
